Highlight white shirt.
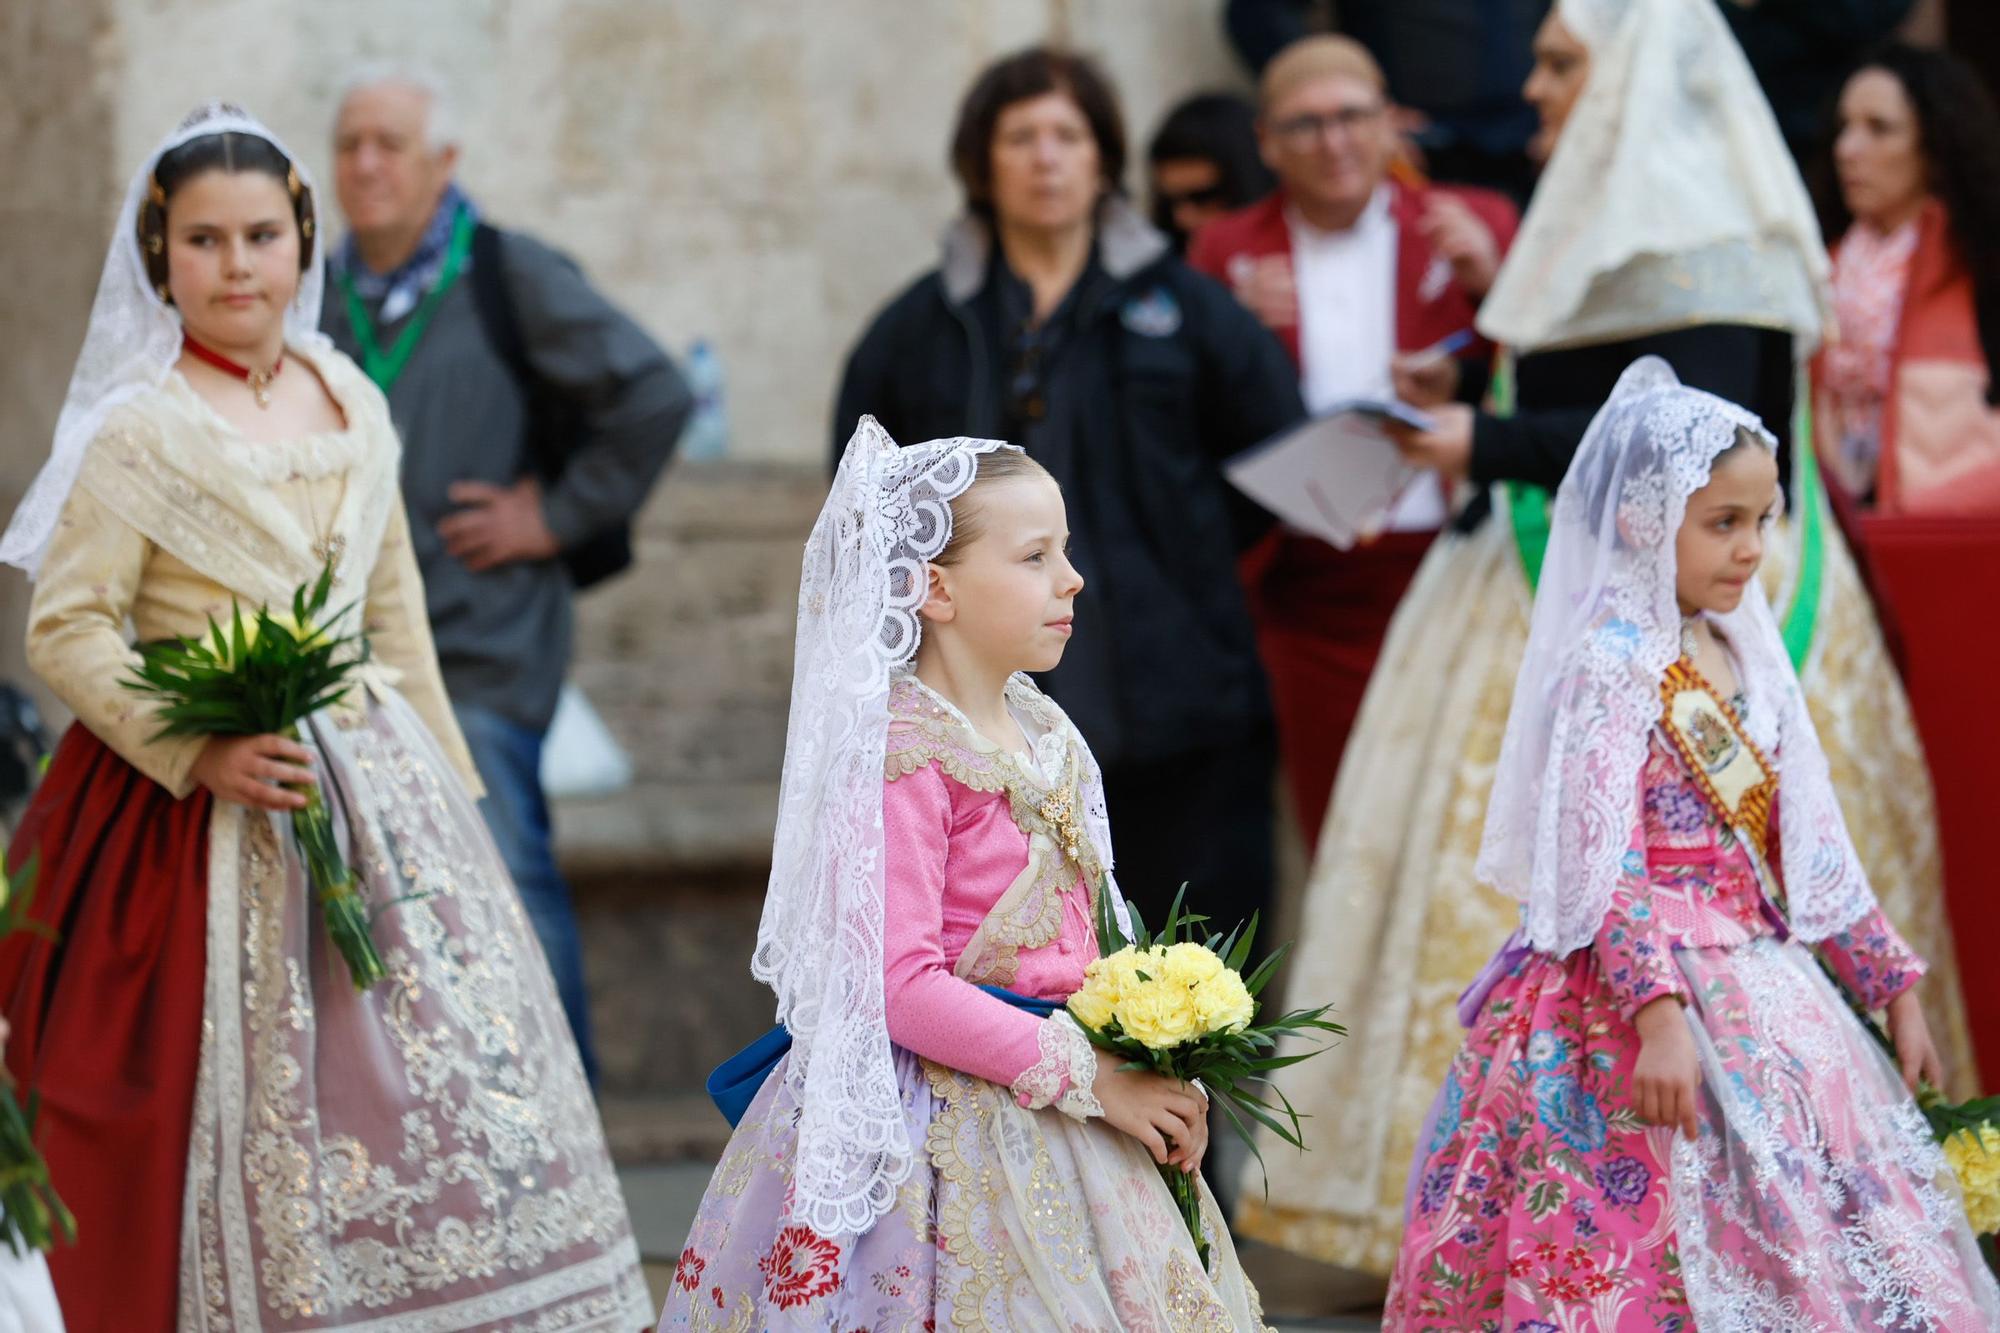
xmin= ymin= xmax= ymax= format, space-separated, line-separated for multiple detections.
xmin=1291 ymin=188 xmax=1447 ymax=532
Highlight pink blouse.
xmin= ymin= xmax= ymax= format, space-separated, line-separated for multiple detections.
xmin=877 ymin=676 xmax=1103 ymax=1100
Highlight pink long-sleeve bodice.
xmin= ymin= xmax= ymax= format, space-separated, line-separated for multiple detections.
xmin=878 ymin=675 xmax=1105 ymax=1094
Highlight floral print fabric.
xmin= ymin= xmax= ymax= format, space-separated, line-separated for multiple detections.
xmin=1383 ymin=729 xmax=1970 ymax=1332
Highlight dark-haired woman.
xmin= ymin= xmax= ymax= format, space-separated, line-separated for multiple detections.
xmin=0 ymin=105 xmax=648 ymax=1331
xmin=1816 ymin=43 xmax=2000 ymax=516
xmin=833 ymin=47 xmax=1303 ymax=941
xmin=1146 ymin=91 xmax=1274 ymax=251
xmin=1812 ymin=45 xmax=2000 ymax=1076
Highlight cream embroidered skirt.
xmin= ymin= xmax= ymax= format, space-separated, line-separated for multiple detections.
xmin=662 ymin=1045 xmax=1271 ymax=1330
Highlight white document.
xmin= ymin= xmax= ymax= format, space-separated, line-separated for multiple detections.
xmin=1225 ymin=400 xmax=1433 ymax=550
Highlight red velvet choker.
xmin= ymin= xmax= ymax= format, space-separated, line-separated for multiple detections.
xmin=182 ymin=332 xmax=282 ymax=408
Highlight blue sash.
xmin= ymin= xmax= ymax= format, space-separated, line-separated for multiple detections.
xmin=707 ymin=986 xmax=1063 ymax=1127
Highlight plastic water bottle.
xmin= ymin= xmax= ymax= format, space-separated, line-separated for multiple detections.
xmin=681 ymin=339 xmax=729 ymax=461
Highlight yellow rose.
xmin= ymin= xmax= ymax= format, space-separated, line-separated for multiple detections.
xmin=1067 ymin=974 xmax=1118 ymax=1031
xmin=1158 ymin=942 xmax=1225 ymax=989
xmin=1945 ymin=1125 xmax=2000 ymax=1235
xmin=1190 ymin=970 xmax=1256 ymax=1033
xmin=1115 ymin=977 xmax=1202 ymax=1050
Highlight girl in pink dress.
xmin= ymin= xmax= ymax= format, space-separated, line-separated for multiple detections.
xmin=1385 ymin=359 xmax=2000 ymax=1331
xmin=657 ymin=422 xmax=1270 ymax=1329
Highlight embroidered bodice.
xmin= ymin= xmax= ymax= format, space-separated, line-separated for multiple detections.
xmin=24 ymin=344 xmax=476 ymax=798
xmin=1595 ymin=723 xmax=1925 ymax=1020
xmin=879 ymin=673 xmax=1103 ymax=1113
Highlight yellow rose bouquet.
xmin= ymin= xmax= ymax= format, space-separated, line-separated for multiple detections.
xmin=1925 ymin=1093 xmax=2000 ymax=1264
xmin=0 ymin=854 xmax=75 ymax=1255
xmin=122 ymin=558 xmax=391 ymax=990
xmin=1069 ymin=885 xmax=1343 ymax=1267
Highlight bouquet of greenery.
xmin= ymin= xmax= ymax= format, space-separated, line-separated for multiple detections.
xmin=0 ymin=853 xmax=75 ymax=1255
xmin=1065 ymin=885 xmax=1344 ymax=1268
xmin=122 ymin=559 xmax=387 ymax=990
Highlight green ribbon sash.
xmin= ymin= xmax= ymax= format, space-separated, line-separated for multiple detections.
xmin=337 ymin=205 xmax=477 ymax=394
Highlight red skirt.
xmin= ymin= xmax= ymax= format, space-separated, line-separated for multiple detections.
xmin=1246 ymin=529 xmax=1434 ymax=847
xmin=0 ymin=724 xmax=209 ymax=1332
xmin=1842 ymin=511 xmax=2000 ymax=1080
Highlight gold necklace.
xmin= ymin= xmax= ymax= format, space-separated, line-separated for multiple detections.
xmin=300 ymin=467 xmax=349 ymax=573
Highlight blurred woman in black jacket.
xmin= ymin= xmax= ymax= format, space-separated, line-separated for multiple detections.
xmin=833 ymin=46 xmax=1304 ymax=938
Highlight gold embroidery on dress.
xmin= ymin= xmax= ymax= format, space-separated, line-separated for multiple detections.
xmin=1165 ymin=1251 xmax=1239 ymax=1332
xmin=922 ymin=1060 xmax=1091 ymax=1326
xmin=686 ymin=1293 xmax=757 ymax=1333
xmin=883 ymin=677 xmax=1104 ymax=883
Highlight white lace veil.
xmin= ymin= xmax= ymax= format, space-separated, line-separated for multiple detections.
xmin=1476 ymin=0 xmax=1829 ymax=355
xmin=0 ymin=101 xmax=329 ymax=577
xmin=757 ymin=418 xmax=1129 ymax=1236
xmin=1477 ymin=358 xmax=1881 ymax=953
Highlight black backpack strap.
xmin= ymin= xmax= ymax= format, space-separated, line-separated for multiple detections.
xmin=468 ymin=224 xmax=565 ymax=484
xmin=464 ymin=223 xmax=633 ymax=590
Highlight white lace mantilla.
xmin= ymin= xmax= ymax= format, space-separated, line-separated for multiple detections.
xmin=1477 ymin=359 xmax=1880 ymax=953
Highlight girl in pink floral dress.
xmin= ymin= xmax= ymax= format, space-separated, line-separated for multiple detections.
xmin=657 ymin=422 xmax=1270 ymax=1330
xmin=1385 ymin=360 xmax=2000 ymax=1331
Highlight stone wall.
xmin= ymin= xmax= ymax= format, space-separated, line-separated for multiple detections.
xmin=0 ymin=1 xmax=119 ymax=701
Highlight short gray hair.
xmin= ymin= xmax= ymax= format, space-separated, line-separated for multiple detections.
xmin=337 ymin=60 xmax=460 ymax=151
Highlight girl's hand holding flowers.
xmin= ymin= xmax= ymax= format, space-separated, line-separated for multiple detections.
xmin=1067 ymin=887 xmax=1343 ymax=1266
xmin=1093 ymin=1051 xmax=1206 ymax=1172
xmin=191 ymin=733 xmax=316 ymax=811
xmin=124 ymin=560 xmax=395 ymax=990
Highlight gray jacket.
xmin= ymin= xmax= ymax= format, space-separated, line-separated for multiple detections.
xmin=325 ymin=226 xmax=690 ymax=733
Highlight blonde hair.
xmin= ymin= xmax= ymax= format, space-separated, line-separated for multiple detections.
xmin=933 ymin=449 xmax=1054 ymax=566
xmin=1259 ymin=35 xmax=1386 ymax=113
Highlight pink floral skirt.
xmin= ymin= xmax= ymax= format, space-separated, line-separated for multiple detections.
xmin=1384 ymin=934 xmax=1999 ymax=1331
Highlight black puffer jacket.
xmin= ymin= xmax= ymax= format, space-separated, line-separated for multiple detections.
xmin=832 ymin=200 xmax=1305 ymax=767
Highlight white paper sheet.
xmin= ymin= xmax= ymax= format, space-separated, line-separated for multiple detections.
xmin=1225 ymin=400 xmax=1433 ymax=550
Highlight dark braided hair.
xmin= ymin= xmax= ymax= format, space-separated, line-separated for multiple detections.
xmin=136 ymin=131 xmax=317 ymax=303
xmin=1812 ymin=44 xmax=2000 ymax=405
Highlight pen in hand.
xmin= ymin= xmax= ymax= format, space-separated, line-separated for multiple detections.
xmin=1408 ymin=329 xmax=1476 ymax=365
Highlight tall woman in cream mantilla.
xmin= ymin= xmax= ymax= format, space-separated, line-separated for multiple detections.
xmin=0 ymin=104 xmax=649 ymax=1331
xmin=1234 ymin=0 xmax=1975 ymax=1278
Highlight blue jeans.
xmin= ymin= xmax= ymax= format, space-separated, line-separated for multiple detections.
xmin=454 ymin=702 xmax=600 ymax=1086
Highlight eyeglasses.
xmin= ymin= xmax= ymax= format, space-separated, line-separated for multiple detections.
xmin=1157 ymin=182 xmax=1230 ymax=210
xmin=1272 ymin=104 xmax=1386 ymax=146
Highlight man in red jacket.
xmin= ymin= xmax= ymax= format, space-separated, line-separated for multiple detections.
xmin=1190 ymin=34 xmax=1517 ymax=847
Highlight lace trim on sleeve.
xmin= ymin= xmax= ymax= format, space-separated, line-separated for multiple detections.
xmin=1010 ymin=1010 xmax=1103 ymax=1122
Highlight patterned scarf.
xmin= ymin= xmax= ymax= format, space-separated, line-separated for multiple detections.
xmin=335 ymin=181 xmax=479 ymax=324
